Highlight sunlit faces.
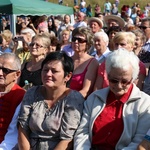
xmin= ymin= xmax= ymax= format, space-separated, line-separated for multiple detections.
xmin=61 ymin=31 xmax=70 ymax=42
xmin=42 ymin=60 xmax=70 ymax=88
xmin=140 ymin=21 xmax=150 ymax=37
xmin=64 ymin=15 xmax=70 ymax=24
xmin=108 ymin=67 xmax=133 ymax=97
xmin=0 ymin=58 xmax=18 ymax=86
xmin=1 ymin=38 xmax=8 ymax=50
xmin=94 ymin=37 xmax=107 ymax=52
xmin=29 ymin=39 xmax=47 ymax=56
xmin=135 ymin=36 xmax=143 ymax=48
xmin=71 ymin=35 xmax=87 ymax=52
xmin=90 ymin=21 xmax=101 ymax=33
xmin=114 ymin=40 xmax=134 ymax=51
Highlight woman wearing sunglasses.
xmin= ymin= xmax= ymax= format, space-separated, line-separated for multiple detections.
xmin=70 ymin=27 xmax=99 ymax=98
xmin=74 ymin=49 xmax=150 ymax=150
xmin=18 ymin=34 xmax=50 ymax=88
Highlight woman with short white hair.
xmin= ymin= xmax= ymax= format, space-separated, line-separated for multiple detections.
xmin=74 ymin=49 xmax=150 ymax=150
xmin=91 ymin=31 xmax=111 ymax=64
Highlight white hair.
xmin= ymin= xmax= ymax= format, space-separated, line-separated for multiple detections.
xmin=21 ymin=28 xmax=35 ymax=37
xmin=106 ymin=48 xmax=139 ymax=81
xmin=94 ymin=32 xmax=109 ymax=46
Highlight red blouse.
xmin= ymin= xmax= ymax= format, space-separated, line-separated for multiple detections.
xmin=92 ymin=84 xmax=133 ymax=150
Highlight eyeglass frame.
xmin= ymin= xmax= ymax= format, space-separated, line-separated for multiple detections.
xmin=108 ymin=75 xmax=133 ymax=86
xmin=72 ymin=37 xmax=87 ymax=43
xmin=30 ymin=42 xmax=45 ymax=48
xmin=0 ymin=67 xmax=18 ymax=75
xmin=139 ymin=26 xmax=149 ymax=30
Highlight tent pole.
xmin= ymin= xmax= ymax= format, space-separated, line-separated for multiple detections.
xmin=10 ymin=14 xmax=16 ymax=36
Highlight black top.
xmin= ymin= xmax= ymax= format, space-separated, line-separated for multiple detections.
xmin=19 ymin=62 xmax=42 ymax=87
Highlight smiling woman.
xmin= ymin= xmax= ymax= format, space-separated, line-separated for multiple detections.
xmin=18 ymin=34 xmax=51 ymax=88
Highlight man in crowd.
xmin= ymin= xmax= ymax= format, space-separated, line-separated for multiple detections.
xmin=0 ymin=53 xmax=25 ymax=144
xmin=140 ymin=18 xmax=150 ymax=52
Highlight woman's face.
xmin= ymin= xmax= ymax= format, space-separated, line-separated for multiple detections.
xmin=114 ymin=39 xmax=133 ymax=51
xmin=109 ymin=31 xmax=117 ymax=39
xmin=62 ymin=31 xmax=70 ymax=42
xmin=64 ymin=16 xmax=70 ymax=24
xmin=108 ymin=67 xmax=133 ymax=97
xmin=135 ymin=36 xmax=143 ymax=48
xmin=42 ymin=60 xmax=68 ymax=89
xmin=30 ymin=38 xmax=47 ymax=57
xmin=71 ymin=34 xmax=87 ymax=53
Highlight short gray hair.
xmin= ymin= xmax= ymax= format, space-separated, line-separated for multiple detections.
xmin=94 ymin=32 xmax=109 ymax=46
xmin=0 ymin=53 xmax=21 ymax=70
xmin=106 ymin=48 xmax=139 ymax=81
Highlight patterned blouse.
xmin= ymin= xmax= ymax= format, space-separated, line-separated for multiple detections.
xmin=18 ymin=86 xmax=84 ymax=150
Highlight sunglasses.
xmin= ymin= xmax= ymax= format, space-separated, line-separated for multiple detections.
xmin=72 ymin=37 xmax=87 ymax=43
xmin=30 ymin=42 xmax=44 ymax=48
xmin=108 ymin=76 xmax=132 ymax=86
xmin=0 ymin=67 xmax=18 ymax=75
xmin=139 ymin=26 xmax=149 ymax=30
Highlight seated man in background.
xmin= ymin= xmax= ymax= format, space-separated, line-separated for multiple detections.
xmin=0 ymin=53 xmax=25 ymax=144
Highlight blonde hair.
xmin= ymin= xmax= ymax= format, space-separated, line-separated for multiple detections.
xmin=113 ymin=32 xmax=136 ymax=47
xmin=1 ymin=30 xmax=13 ymax=44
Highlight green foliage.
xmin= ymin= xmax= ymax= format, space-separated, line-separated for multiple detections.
xmin=49 ymin=0 xmax=149 ymax=15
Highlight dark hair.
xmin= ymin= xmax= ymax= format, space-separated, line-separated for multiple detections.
xmin=41 ymin=51 xmax=74 ymax=77
xmin=107 ymin=26 xmax=122 ymax=36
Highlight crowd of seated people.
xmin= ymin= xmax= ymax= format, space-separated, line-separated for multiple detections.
xmin=0 ymin=4 xmax=150 ymax=149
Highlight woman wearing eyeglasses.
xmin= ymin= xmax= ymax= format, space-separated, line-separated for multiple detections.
xmin=94 ymin=31 xmax=146 ymax=91
xmin=74 ymin=49 xmax=150 ymax=150
xmin=18 ymin=34 xmax=50 ymax=88
xmin=70 ymin=27 xmax=99 ymax=98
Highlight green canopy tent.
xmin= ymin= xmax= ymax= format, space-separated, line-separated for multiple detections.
xmin=0 ymin=0 xmax=74 ymax=34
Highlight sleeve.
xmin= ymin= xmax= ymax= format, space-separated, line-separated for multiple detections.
xmin=74 ymin=94 xmax=94 ymax=150
xmin=60 ymin=91 xmax=85 ymax=140
xmin=143 ymin=70 xmax=150 ymax=95
xmin=139 ymin=61 xmax=146 ymax=76
xmin=18 ymin=87 xmax=37 ymax=133
xmin=119 ymin=94 xmax=150 ymax=150
xmin=0 ymin=104 xmax=21 ymax=150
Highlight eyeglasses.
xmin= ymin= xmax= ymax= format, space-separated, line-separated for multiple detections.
xmin=72 ymin=37 xmax=87 ymax=43
xmin=30 ymin=42 xmax=44 ymax=48
xmin=0 ymin=67 xmax=18 ymax=75
xmin=108 ymin=75 xmax=132 ymax=86
xmin=139 ymin=26 xmax=149 ymax=30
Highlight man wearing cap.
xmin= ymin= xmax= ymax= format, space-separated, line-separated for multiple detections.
xmin=88 ymin=17 xmax=104 ymax=34
xmin=104 ymin=15 xmax=125 ymax=31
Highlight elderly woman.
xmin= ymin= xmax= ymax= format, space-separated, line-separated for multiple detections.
xmin=94 ymin=31 xmax=146 ymax=91
xmin=18 ymin=52 xmax=84 ymax=150
xmin=91 ymin=31 xmax=111 ymax=64
xmin=74 ymin=49 xmax=150 ymax=150
xmin=70 ymin=27 xmax=99 ymax=98
xmin=18 ymin=34 xmax=50 ymax=87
